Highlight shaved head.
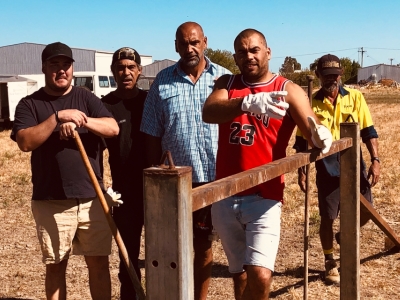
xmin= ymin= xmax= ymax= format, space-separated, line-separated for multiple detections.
xmin=234 ymin=28 xmax=267 ymax=51
xmin=174 ymin=21 xmax=207 ymax=69
xmin=176 ymin=21 xmax=204 ymax=39
xmin=233 ymin=28 xmax=271 ymax=82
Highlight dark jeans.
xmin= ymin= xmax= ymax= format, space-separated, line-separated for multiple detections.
xmin=192 ymin=182 xmax=213 ymax=238
xmin=113 ymin=202 xmax=144 ymax=300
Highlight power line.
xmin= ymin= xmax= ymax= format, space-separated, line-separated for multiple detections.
xmin=348 ymin=51 xmax=359 ymax=61
xmin=364 ymin=47 xmax=400 ymax=51
xmin=271 ymin=47 xmax=400 ymax=61
xmin=365 ymin=54 xmax=380 ymax=64
xmin=271 ymin=48 xmax=358 ymax=59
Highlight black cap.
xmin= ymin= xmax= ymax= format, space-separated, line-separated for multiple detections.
xmin=317 ymin=54 xmax=341 ymax=76
xmin=111 ymin=47 xmax=141 ymax=65
xmin=42 ymin=42 xmax=74 ymax=63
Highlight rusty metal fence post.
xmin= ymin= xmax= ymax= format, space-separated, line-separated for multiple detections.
xmin=143 ymin=153 xmax=194 ymax=300
xmin=340 ymin=123 xmax=360 ymax=300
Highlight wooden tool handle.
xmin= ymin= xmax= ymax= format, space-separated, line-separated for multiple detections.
xmin=73 ymin=131 xmax=146 ymax=300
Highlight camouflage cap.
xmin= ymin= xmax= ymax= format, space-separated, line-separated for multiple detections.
xmin=111 ymin=47 xmax=141 ymax=65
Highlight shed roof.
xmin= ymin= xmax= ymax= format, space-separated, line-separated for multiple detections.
xmin=141 ymin=59 xmax=177 ymax=78
xmin=0 ymin=42 xmax=152 ymax=58
xmin=0 ymin=42 xmax=151 ymax=75
xmin=0 ymin=75 xmax=36 ymax=83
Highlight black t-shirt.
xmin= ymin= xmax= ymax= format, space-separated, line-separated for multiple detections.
xmin=11 ymin=86 xmax=113 ymax=200
xmin=102 ymin=90 xmax=148 ymax=202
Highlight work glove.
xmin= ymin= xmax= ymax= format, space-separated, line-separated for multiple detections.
xmin=104 ymin=187 xmax=123 ymax=207
xmin=241 ymin=91 xmax=289 ymax=119
xmin=308 ymin=116 xmax=332 ymax=154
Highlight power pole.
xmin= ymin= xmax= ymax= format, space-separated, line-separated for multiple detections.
xmin=358 ymin=47 xmax=366 ymax=67
xmin=389 ymin=58 xmax=394 ymax=65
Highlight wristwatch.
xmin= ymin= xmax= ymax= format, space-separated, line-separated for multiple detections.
xmin=371 ymin=157 xmax=380 ymax=163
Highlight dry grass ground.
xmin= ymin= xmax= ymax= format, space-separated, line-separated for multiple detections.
xmin=1 ymin=88 xmax=400 ymax=299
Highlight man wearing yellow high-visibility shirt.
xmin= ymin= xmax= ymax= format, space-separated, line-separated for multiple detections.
xmin=294 ymin=54 xmax=380 ymax=286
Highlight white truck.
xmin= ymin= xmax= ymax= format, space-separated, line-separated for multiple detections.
xmin=73 ymin=72 xmax=117 ymax=98
xmin=0 ymin=73 xmax=116 ymax=128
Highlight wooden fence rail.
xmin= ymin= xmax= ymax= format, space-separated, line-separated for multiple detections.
xmin=192 ymin=137 xmax=352 ymax=211
xmin=143 ymin=123 xmax=358 ymax=300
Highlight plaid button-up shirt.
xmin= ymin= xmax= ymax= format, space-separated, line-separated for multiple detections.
xmin=140 ymin=57 xmax=231 ymax=182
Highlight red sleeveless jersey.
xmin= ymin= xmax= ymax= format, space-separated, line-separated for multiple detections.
xmin=216 ymin=74 xmax=296 ymax=201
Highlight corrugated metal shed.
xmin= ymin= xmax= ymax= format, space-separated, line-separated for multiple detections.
xmin=141 ymin=59 xmax=177 ymax=79
xmin=358 ymin=64 xmax=400 ymax=83
xmin=137 ymin=59 xmax=177 ymax=90
xmin=0 ymin=42 xmax=101 ymax=75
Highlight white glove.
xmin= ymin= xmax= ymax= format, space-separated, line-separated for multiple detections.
xmin=308 ymin=116 xmax=333 ymax=154
xmin=241 ymin=91 xmax=289 ymax=119
xmin=104 ymin=187 xmax=123 ymax=207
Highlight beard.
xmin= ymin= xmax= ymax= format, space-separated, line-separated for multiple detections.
xmin=181 ymin=55 xmax=200 ymax=67
xmin=44 ymin=75 xmax=72 ymax=95
xmin=240 ymin=62 xmax=269 ymax=83
xmin=322 ymin=80 xmax=339 ymax=93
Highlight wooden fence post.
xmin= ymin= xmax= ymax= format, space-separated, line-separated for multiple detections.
xmin=340 ymin=122 xmax=360 ymax=300
xmin=143 ymin=164 xmax=194 ymax=300
xmin=303 ymin=74 xmax=314 ymax=300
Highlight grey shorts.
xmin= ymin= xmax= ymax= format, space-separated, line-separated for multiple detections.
xmin=211 ymin=194 xmax=282 ymax=273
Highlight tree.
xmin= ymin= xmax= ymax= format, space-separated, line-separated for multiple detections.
xmin=340 ymin=58 xmax=353 ymax=83
xmin=283 ymin=69 xmax=319 ymax=88
xmin=279 ymin=57 xmax=301 ymax=76
xmin=345 ymin=59 xmax=361 ymax=84
xmin=351 ymin=60 xmax=360 ymax=77
xmin=204 ymin=48 xmax=240 ymax=74
xmin=310 ymin=58 xmax=319 ymax=71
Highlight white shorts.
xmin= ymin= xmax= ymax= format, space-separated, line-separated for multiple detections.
xmin=211 ymin=194 xmax=282 ymax=273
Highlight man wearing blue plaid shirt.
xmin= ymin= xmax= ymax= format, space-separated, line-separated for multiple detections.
xmin=140 ymin=21 xmax=231 ymax=300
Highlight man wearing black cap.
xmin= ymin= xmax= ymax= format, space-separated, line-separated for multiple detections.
xmin=101 ymin=47 xmax=147 ymax=299
xmin=11 ymin=42 xmax=119 ymax=299
xmin=294 ymin=54 xmax=380 ymax=285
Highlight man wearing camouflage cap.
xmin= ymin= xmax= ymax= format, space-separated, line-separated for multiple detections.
xmin=102 ymin=47 xmax=147 ymax=299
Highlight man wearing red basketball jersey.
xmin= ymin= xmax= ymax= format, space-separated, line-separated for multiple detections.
xmin=202 ymin=29 xmax=332 ymax=300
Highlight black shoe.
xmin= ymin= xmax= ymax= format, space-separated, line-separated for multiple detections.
xmin=335 ymin=232 xmax=340 ymax=245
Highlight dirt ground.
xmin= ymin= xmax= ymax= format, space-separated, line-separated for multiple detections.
xmin=0 ymin=87 xmax=400 ymax=299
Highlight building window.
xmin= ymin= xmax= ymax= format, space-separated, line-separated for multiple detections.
xmin=109 ymin=76 xmax=116 ymax=88
xmin=99 ymin=76 xmax=109 ymax=88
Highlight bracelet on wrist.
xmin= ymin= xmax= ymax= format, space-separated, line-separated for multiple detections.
xmin=55 ymin=111 xmax=60 ymax=123
xmin=371 ymin=157 xmax=380 ymax=163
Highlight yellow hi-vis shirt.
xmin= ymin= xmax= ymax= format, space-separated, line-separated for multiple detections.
xmin=297 ymin=86 xmax=375 ymax=142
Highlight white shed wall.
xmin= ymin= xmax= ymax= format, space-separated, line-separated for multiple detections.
xmin=95 ymin=52 xmax=113 ymax=73
xmin=140 ymin=55 xmax=152 ymax=66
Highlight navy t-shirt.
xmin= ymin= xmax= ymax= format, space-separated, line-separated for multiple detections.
xmin=11 ymin=86 xmax=114 ymax=200
xmin=102 ymin=90 xmax=147 ymax=203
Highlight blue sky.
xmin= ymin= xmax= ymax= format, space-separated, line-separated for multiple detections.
xmin=1 ymin=0 xmax=400 ymax=73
